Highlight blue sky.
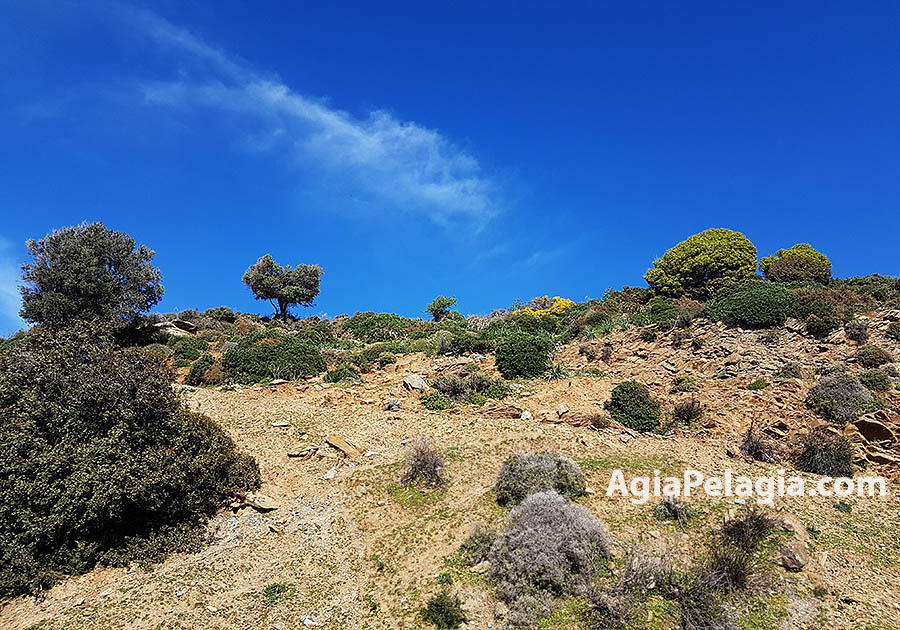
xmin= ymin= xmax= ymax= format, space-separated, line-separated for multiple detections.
xmin=1 ymin=1 xmax=898 ymax=335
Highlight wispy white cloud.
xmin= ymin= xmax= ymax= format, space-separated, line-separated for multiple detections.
xmin=119 ymin=6 xmax=498 ymax=226
xmin=0 ymin=238 xmax=26 ymax=337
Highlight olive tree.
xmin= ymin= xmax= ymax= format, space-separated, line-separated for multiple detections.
xmin=20 ymin=222 xmax=163 ymax=326
xmin=242 ymin=254 xmax=322 ymax=319
xmin=426 ymin=295 xmax=457 ymax=321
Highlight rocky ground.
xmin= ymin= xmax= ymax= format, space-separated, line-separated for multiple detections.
xmin=3 ymin=314 xmax=900 ymax=630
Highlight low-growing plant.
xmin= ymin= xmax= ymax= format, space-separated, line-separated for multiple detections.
xmin=494 ymin=332 xmax=553 ymax=378
xmin=494 ymin=452 xmax=586 ymax=506
xmin=604 ymin=381 xmax=661 ymax=432
xmin=720 ymin=508 xmax=775 ymax=552
xmin=691 ymin=336 xmax=707 ymax=350
xmin=773 ymin=362 xmax=803 ymax=379
xmin=844 ymin=319 xmax=869 ymax=343
xmin=640 ymin=328 xmax=657 ymax=342
xmin=420 ymin=591 xmax=467 ymax=629
xmin=741 ymin=422 xmax=780 ymax=463
xmin=654 ymin=496 xmax=691 ymax=525
xmin=204 ymin=305 xmax=236 ymax=322
xmin=670 ymin=374 xmax=700 ymax=393
xmin=263 ymin=582 xmax=296 ymax=606
xmin=795 ymin=427 xmax=854 ymax=477
xmin=859 ymin=369 xmax=893 ymax=392
xmin=167 ymin=335 xmax=208 ymax=361
xmin=672 ymin=399 xmax=703 ymax=425
xmin=420 ymin=391 xmax=453 ymax=411
xmin=324 ymin=364 xmax=362 ymax=383
xmin=746 ymin=378 xmax=768 ymax=390
xmin=578 ymin=343 xmax=597 ymax=361
xmin=402 ymin=439 xmax=446 ymax=488
xmin=488 ymin=491 xmax=611 ymax=626
xmin=185 ymin=352 xmax=215 ymax=386
xmin=222 ymin=330 xmax=325 ymax=383
xmin=459 ymin=524 xmax=497 ymax=566
xmin=805 ymin=374 xmax=877 ymax=423
xmin=431 ymin=372 xmax=508 ymax=403
xmin=856 ymin=344 xmax=893 ymax=368
xmin=545 ymin=364 xmax=568 ymax=380
xmin=702 ymin=543 xmax=756 ymax=592
xmin=887 ymin=321 xmax=900 ymax=342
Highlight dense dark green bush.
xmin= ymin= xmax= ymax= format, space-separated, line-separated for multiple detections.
xmin=426 ymin=296 xmax=458 ymax=322
xmin=856 ymin=344 xmax=893 ymax=368
xmin=859 ymin=369 xmax=893 ymax=393
xmin=844 ymin=320 xmax=869 ymax=343
xmin=431 ymin=372 xmax=507 ymax=404
xmin=19 ymin=222 xmax=164 ymax=326
xmin=448 ymin=331 xmax=494 ymax=355
xmin=420 ymin=591 xmax=467 ymax=629
xmin=795 ymin=428 xmax=854 ymax=477
xmin=344 ymin=312 xmax=413 ymax=342
xmin=604 ymin=381 xmax=661 ymax=431
xmin=805 ymin=374 xmax=877 ymax=423
xmin=494 ymin=332 xmax=553 ymax=378
xmin=759 ymin=243 xmax=831 ymax=283
xmin=324 ymin=365 xmax=362 ymax=383
xmin=203 ymin=306 xmax=236 ymax=322
xmin=351 ymin=341 xmax=405 ymax=371
xmin=705 ymin=280 xmax=794 ymax=329
xmin=167 ymin=335 xmax=209 ymax=361
xmin=185 ymin=353 xmax=215 ymax=386
xmin=887 ymin=322 xmax=900 ymax=342
xmin=640 ymin=328 xmax=657 ymax=342
xmin=222 ymin=331 xmax=325 ymax=383
xmin=494 ymin=452 xmax=586 ymax=506
xmin=644 ymin=228 xmax=758 ymax=298
xmin=0 ymin=325 xmax=259 ymax=596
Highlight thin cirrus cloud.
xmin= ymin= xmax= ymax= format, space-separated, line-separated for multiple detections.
xmin=0 ymin=238 xmax=25 ymax=336
xmin=122 ymin=6 xmax=499 ymax=226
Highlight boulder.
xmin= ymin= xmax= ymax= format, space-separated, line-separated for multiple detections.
xmin=402 ymin=375 xmax=429 ymax=391
xmin=775 ymin=541 xmax=810 ymax=571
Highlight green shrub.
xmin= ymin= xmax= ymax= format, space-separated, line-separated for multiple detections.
xmin=640 ymin=328 xmax=657 ymax=342
xmin=759 ymin=243 xmax=831 ymax=283
xmin=376 ymin=351 xmax=397 ymax=367
xmin=167 ymin=335 xmax=208 ymax=361
xmin=706 ymin=280 xmax=794 ymax=329
xmin=420 ymin=391 xmax=452 ymax=411
xmin=773 ymin=362 xmax=803 ymax=379
xmin=222 ymin=331 xmax=325 ymax=383
xmin=644 ymin=228 xmax=758 ymax=298
xmin=805 ymin=374 xmax=877 ymax=423
xmin=431 ymin=372 xmax=508 ymax=404
xmin=351 ymin=341 xmax=405 ymax=371
xmin=746 ymin=378 xmax=768 ymax=390
xmin=174 ymin=358 xmax=192 ymax=368
xmin=887 ymin=322 xmax=900 ymax=342
xmin=795 ymin=428 xmax=854 ymax=477
xmin=791 ymin=287 xmax=860 ymax=337
xmin=805 ymin=313 xmax=842 ymax=339
xmin=670 ymin=375 xmax=700 ymax=393
xmin=672 ymin=400 xmax=703 ymax=425
xmin=204 ymin=306 xmax=236 ymax=322
xmin=494 ymin=453 xmax=586 ymax=506
xmin=344 ymin=312 xmax=412 ymax=342
xmin=0 ymin=324 xmax=260 ymax=597
xmin=604 ymin=381 xmax=661 ymax=432
xmin=185 ymin=353 xmax=215 ymax=386
xmin=324 ymin=365 xmax=361 ymax=383
xmin=856 ymin=344 xmax=893 ymax=368
xmin=426 ymin=296 xmax=458 ymax=322
xmin=420 ymin=591 xmax=467 ymax=629
xmin=859 ymin=369 xmax=893 ymax=393
xmin=843 ymin=320 xmax=869 ymax=343
xmin=691 ymin=337 xmax=707 ymax=350
xmin=494 ymin=332 xmax=553 ymax=378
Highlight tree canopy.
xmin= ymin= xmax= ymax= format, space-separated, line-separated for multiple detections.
xmin=242 ymin=255 xmax=322 ymax=319
xmin=20 ymin=222 xmax=163 ymax=326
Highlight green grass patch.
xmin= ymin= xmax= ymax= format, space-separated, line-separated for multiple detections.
xmin=263 ymin=582 xmax=296 ymax=606
xmin=387 ymin=482 xmax=446 ymax=508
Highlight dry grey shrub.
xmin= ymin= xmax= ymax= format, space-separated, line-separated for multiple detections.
xmin=805 ymin=374 xmax=876 ymax=423
xmin=619 ymin=544 xmax=674 ymax=592
xmin=402 ymin=439 xmax=446 ymax=488
xmin=488 ymin=491 xmax=611 ymax=626
xmin=494 ymin=452 xmax=586 ymax=506
xmin=653 ymin=495 xmax=692 ymax=526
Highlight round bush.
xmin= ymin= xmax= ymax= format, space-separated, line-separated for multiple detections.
xmin=185 ymin=352 xmax=215 ymax=385
xmin=795 ymin=428 xmax=854 ymax=477
xmin=887 ymin=322 xmax=900 ymax=342
xmin=856 ymin=345 xmax=893 ymax=368
xmin=222 ymin=331 xmax=325 ymax=383
xmin=805 ymin=375 xmax=877 ymax=423
xmin=494 ymin=332 xmax=553 ymax=378
xmin=644 ymin=228 xmax=758 ymax=297
xmin=706 ymin=281 xmax=795 ymax=329
xmin=0 ymin=325 xmax=260 ymax=597
xmin=324 ymin=365 xmax=361 ymax=383
xmin=604 ymin=381 xmax=662 ymax=431
xmin=759 ymin=243 xmax=832 ymax=283
xmin=859 ymin=369 xmax=893 ymax=393
xmin=494 ymin=452 xmax=586 ymax=506
xmin=843 ymin=320 xmax=869 ymax=344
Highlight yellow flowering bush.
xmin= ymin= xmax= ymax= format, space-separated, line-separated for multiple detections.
xmin=517 ymin=296 xmax=576 ymax=317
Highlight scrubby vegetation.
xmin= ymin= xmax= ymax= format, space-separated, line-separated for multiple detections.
xmin=856 ymin=344 xmax=893 ymax=368
xmin=420 ymin=591 xmax=466 ymax=629
xmin=493 ymin=453 xmax=586 ymax=506
xmin=604 ymin=381 xmax=661 ymax=432
xmin=759 ymin=243 xmax=831 ymax=283
xmin=805 ymin=374 xmax=878 ymax=423
xmin=222 ymin=330 xmax=326 ymax=383
xmin=0 ymin=324 xmax=259 ymax=596
xmin=706 ymin=279 xmax=794 ymax=329
xmin=488 ymin=491 xmax=611 ymax=625
xmin=431 ymin=371 xmax=509 ymax=404
xmin=795 ymin=427 xmax=855 ymax=477
xmin=402 ymin=439 xmax=446 ymax=488
xmin=324 ymin=364 xmax=362 ymax=383
xmin=494 ymin=332 xmax=553 ymax=378
xmin=859 ymin=368 xmax=893 ymax=392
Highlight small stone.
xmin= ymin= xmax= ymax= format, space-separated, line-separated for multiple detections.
xmin=384 ymin=399 xmax=402 ymax=411
xmin=471 ymin=560 xmax=491 ymax=574
xmin=323 ymin=467 xmax=337 ymax=480
xmin=271 ymin=420 xmax=290 ymax=428
xmin=520 ymin=410 xmax=533 ymax=421
xmin=556 ymin=402 xmax=570 ymax=418
xmin=402 ymin=374 xmax=429 ymax=391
